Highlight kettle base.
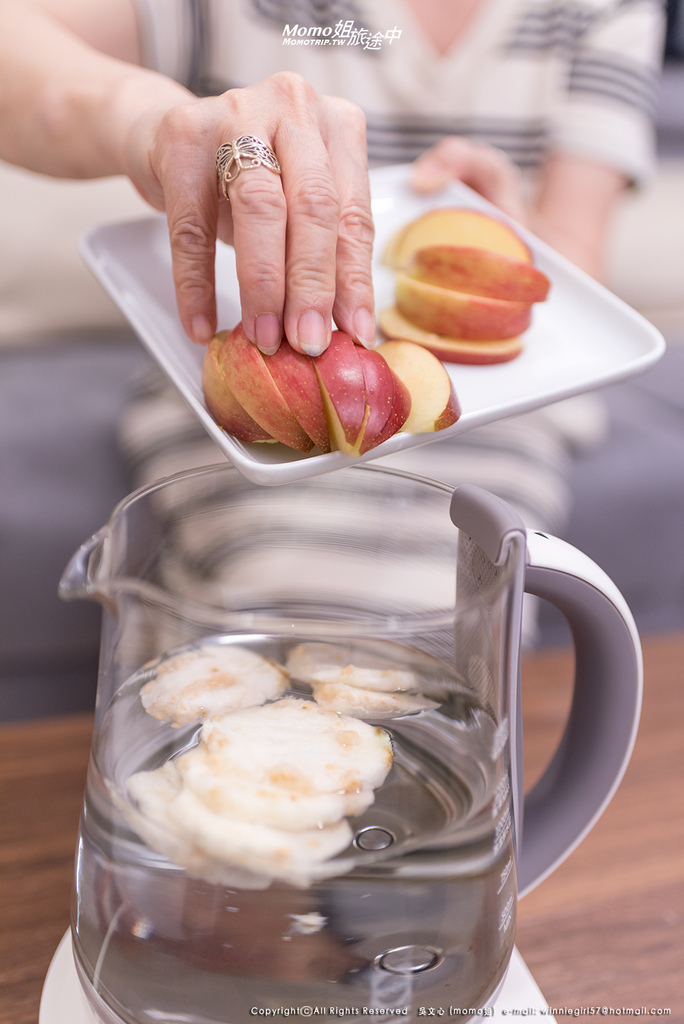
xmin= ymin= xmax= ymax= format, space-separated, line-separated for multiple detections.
xmin=40 ymin=931 xmax=557 ymax=1023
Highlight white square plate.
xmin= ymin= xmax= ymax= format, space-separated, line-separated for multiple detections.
xmin=80 ymin=164 xmax=664 ymax=486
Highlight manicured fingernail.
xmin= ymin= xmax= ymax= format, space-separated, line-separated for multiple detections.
xmin=190 ymin=314 xmax=213 ymax=345
xmin=353 ymin=308 xmax=376 ymax=349
xmin=255 ymin=313 xmax=281 ymax=355
xmin=297 ymin=309 xmax=328 ymax=356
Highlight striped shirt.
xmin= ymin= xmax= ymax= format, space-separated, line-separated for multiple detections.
xmin=135 ymin=0 xmax=665 ymax=181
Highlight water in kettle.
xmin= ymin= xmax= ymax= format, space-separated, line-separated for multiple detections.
xmin=73 ymin=635 xmax=516 ymax=1024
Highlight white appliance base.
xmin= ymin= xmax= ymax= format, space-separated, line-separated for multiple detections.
xmin=40 ymin=931 xmax=557 ymax=1023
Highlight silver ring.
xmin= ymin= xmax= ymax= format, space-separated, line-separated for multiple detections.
xmin=216 ymin=136 xmax=281 ymax=198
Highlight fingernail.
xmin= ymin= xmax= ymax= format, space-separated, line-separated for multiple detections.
xmin=255 ymin=313 xmax=281 ymax=355
xmin=297 ymin=309 xmax=328 ymax=356
xmin=190 ymin=315 xmax=213 ymax=345
xmin=353 ymin=308 xmax=376 ymax=349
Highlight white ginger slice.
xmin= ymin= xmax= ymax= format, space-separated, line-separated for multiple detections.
xmin=140 ymin=643 xmax=287 ymax=725
xmin=286 ymin=643 xmax=419 ymax=693
xmin=176 ymin=744 xmax=374 ymax=831
xmin=200 ymin=698 xmax=393 ymax=798
xmin=124 ymin=698 xmax=393 ymax=885
xmin=166 ymin=787 xmax=353 ymax=881
xmin=126 ymin=765 xmax=352 ymax=885
xmin=311 ymin=681 xmax=439 ymax=718
xmin=125 ymin=762 xmax=198 ymax=866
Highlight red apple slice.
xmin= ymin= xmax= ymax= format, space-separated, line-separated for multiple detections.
xmin=396 ymin=273 xmax=532 ymax=340
xmin=313 ymin=331 xmax=367 ymax=455
xmin=202 ymin=335 xmax=274 ymax=442
xmin=219 ymin=325 xmax=314 ymax=452
xmin=408 ymin=245 xmax=550 ymax=303
xmin=263 ymin=340 xmax=331 ymax=453
xmin=379 ymin=306 xmax=524 ymax=364
xmin=356 ymin=348 xmax=397 ymax=454
xmin=376 ymin=340 xmax=461 ymax=433
xmin=373 ymin=372 xmax=412 ymax=447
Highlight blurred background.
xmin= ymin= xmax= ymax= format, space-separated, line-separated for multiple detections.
xmin=1 ymin=7 xmax=684 ymax=722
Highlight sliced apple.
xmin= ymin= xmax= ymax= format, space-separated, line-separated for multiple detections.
xmin=218 ymin=325 xmax=314 ymax=452
xmin=396 ymin=273 xmax=531 ymax=340
xmin=383 ymin=207 xmax=532 ymax=269
xmin=376 ymin=340 xmax=461 ymax=434
xmin=357 ymin=348 xmax=395 ymax=451
xmin=202 ymin=335 xmax=274 ymax=442
xmin=379 ymin=306 xmax=524 ymax=364
xmin=408 ymin=245 xmax=550 ymax=303
xmin=263 ymin=340 xmax=331 ymax=453
xmin=356 ymin=348 xmax=410 ymax=455
xmin=373 ymin=372 xmax=412 ymax=446
xmin=313 ymin=331 xmax=368 ymax=455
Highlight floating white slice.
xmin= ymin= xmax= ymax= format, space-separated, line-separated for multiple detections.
xmin=201 ymin=698 xmax=393 ymax=796
xmin=286 ymin=642 xmax=419 ymax=693
xmin=310 ymin=681 xmax=439 ymax=717
xmin=140 ymin=643 xmax=288 ymax=725
xmin=176 ymin=743 xmax=375 ymax=831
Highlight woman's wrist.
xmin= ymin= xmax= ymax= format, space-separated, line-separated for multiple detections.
xmin=103 ymin=68 xmax=197 ymax=200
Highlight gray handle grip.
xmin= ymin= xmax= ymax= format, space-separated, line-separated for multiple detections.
xmin=519 ymin=530 xmax=643 ymax=896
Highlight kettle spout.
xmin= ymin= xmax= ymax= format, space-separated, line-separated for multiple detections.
xmin=59 ymin=528 xmax=107 ymax=602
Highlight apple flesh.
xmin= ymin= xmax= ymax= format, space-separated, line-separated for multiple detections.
xmin=408 ymin=245 xmax=550 ymax=303
xmin=395 ymin=272 xmax=532 ymax=340
xmin=383 ymin=207 xmax=532 ymax=269
xmin=377 ymin=340 xmax=461 ymax=433
xmin=379 ymin=306 xmax=524 ymax=364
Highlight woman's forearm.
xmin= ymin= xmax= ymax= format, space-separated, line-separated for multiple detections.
xmin=0 ymin=0 xmax=192 ymax=179
xmin=531 ymin=154 xmax=628 ymax=280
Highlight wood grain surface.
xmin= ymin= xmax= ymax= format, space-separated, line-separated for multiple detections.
xmin=0 ymin=634 xmax=682 ymax=1024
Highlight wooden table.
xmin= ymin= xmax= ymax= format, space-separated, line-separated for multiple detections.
xmin=1 ymin=633 xmax=682 ymax=1024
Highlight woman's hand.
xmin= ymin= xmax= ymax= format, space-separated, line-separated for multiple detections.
xmin=122 ymin=74 xmax=376 ymax=355
xmin=411 ymin=136 xmax=528 ymax=224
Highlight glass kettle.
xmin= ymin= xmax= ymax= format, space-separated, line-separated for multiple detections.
xmin=60 ymin=464 xmax=641 ymax=1023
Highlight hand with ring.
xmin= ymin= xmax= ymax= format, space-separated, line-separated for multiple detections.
xmin=123 ymin=73 xmax=376 ymax=356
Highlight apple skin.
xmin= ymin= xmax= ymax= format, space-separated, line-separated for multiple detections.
xmin=202 ymin=335 xmax=275 ymax=442
xmin=379 ymin=306 xmax=524 ymax=364
xmin=313 ymin=331 xmax=368 ymax=453
xmin=356 ymin=348 xmax=409 ymax=455
xmin=376 ymin=340 xmax=461 ymax=434
xmin=373 ymin=373 xmax=412 ymax=446
xmin=409 ymin=245 xmax=550 ymax=303
xmin=396 ymin=273 xmax=531 ymax=341
xmin=264 ymin=341 xmax=331 ymax=453
xmin=384 ymin=207 xmax=532 ymax=269
xmin=218 ymin=325 xmax=314 ymax=452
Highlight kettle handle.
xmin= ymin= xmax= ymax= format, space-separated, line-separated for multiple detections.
xmin=518 ymin=529 xmax=643 ymax=896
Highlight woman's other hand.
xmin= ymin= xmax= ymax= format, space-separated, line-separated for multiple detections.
xmin=411 ymin=136 xmax=528 ymax=224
